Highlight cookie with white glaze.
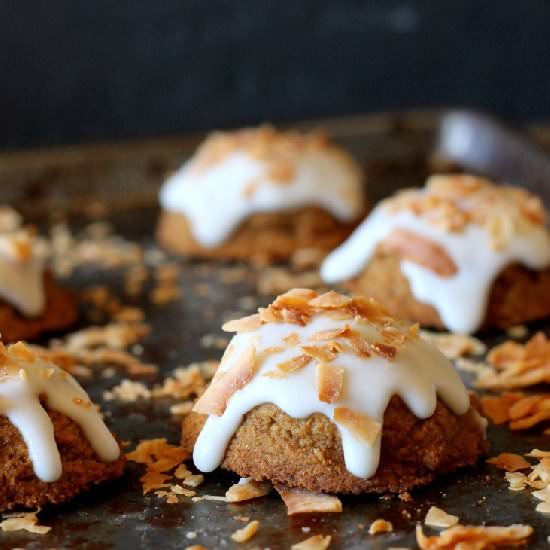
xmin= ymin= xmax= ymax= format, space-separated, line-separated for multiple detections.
xmin=157 ymin=126 xmax=366 ymax=263
xmin=0 ymin=207 xmax=77 ymax=342
xmin=321 ymin=174 xmax=550 ymax=334
xmin=0 ymin=341 xmax=125 ymax=510
xmin=182 ymin=289 xmax=487 ymax=494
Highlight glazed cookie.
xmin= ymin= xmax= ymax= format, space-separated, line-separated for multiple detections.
xmin=321 ymin=174 xmax=550 ymax=334
xmin=0 ymin=207 xmax=77 ymax=342
xmin=157 ymin=126 xmax=366 ymax=263
xmin=182 ymin=289 xmax=487 ymax=494
xmin=0 ymin=341 xmax=125 ymax=510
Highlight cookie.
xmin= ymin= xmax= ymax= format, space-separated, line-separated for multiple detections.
xmin=158 ymin=126 xmax=366 ymax=262
xmin=0 ymin=341 xmax=124 ymax=510
xmin=183 ymin=289 xmax=487 ymax=493
xmin=322 ymin=174 xmax=550 ymax=333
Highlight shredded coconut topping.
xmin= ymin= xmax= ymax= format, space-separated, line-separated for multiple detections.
xmin=388 ymin=174 xmax=546 ymax=246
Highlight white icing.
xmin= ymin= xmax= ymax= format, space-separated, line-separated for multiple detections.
xmin=0 ymin=235 xmax=45 ymax=316
xmin=321 ymin=205 xmax=550 ymax=334
xmin=193 ymin=315 xmax=470 ymax=479
xmin=159 ymin=148 xmax=363 ymax=248
xmin=0 ymin=348 xmax=120 ymax=482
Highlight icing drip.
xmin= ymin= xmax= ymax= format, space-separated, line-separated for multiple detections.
xmin=321 ymin=193 xmax=550 ymax=334
xmin=0 ymin=220 xmax=46 ymax=317
xmin=193 ymin=308 xmax=470 ymax=479
xmin=0 ymin=343 xmax=120 ymax=482
xmin=159 ymin=129 xmax=364 ymax=248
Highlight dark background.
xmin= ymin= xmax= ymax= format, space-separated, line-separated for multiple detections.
xmin=3 ymin=1 xmax=550 ymax=150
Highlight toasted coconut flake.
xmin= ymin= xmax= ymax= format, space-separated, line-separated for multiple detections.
xmin=380 ymin=228 xmax=457 ymax=276
xmin=380 ymin=326 xmax=406 ymax=348
xmin=193 ymin=344 xmax=257 ymax=415
xmin=368 ymin=519 xmax=393 ymax=535
xmin=8 ymin=341 xmax=36 ymax=362
xmin=36 ymin=321 xmax=156 ymax=378
xmin=256 ymin=346 xmax=286 ymax=364
xmin=113 ymin=306 xmax=145 ymax=323
xmin=532 ymin=486 xmax=550 ymax=502
xmin=182 ymin=474 xmax=204 ymax=488
xmin=284 ymin=332 xmax=300 ymax=346
xmin=333 ymin=407 xmax=381 ymax=446
xmin=480 ymin=393 xmax=523 ymax=424
xmin=104 ymin=379 xmax=151 ymax=401
xmin=152 ymin=363 xmax=213 ymax=400
xmin=309 ymin=326 xmax=350 ymax=342
xmin=536 ymin=502 xmax=550 ymax=514
xmin=291 ymin=534 xmax=332 ymax=550
xmin=509 ymin=395 xmax=545 ymax=420
xmin=506 ymin=325 xmax=529 ymax=339
xmin=478 ymin=333 xmax=550 ymax=389
xmin=226 ymin=480 xmax=272 ymax=503
xmin=0 ymin=511 xmax=51 ymax=534
xmin=487 ymin=453 xmax=531 ymax=472
xmin=263 ymin=370 xmax=289 ymax=379
xmin=230 ymin=520 xmax=259 ymax=543
xmin=424 ymin=506 xmax=459 ymax=528
xmin=416 ymin=523 xmax=533 ymax=549
xmin=388 ymin=175 xmax=545 ymax=247
xmin=155 ymin=490 xmax=180 ymax=503
xmin=276 ymin=354 xmax=312 ymax=374
xmin=370 ymin=342 xmax=396 ymax=360
xmin=140 ymin=469 xmax=171 ymax=495
xmin=309 ymin=290 xmax=352 ymax=309
xmin=505 ymin=471 xmax=528 ymax=491
xmin=126 ymin=438 xmax=189 ymax=472
xmin=526 ymin=449 xmax=550 ymax=458
xmin=302 ymin=344 xmax=340 ymax=363
xmin=343 ymin=330 xmax=371 ymax=358
xmin=421 ymin=331 xmax=486 ymax=359
xmin=281 ymin=307 xmax=312 ymax=326
xmin=222 ymin=313 xmax=263 ymax=333
xmin=65 ymin=322 xmax=150 ymax=351
xmin=279 ymin=288 xmax=319 ymax=300
xmin=275 ymin=486 xmax=342 ymax=515
xmin=169 ymin=485 xmax=196 ymax=497
xmin=150 ymin=283 xmax=181 ymax=305
xmin=291 ymin=247 xmax=326 ymax=271
xmin=174 ymin=464 xmax=191 ymax=479
xmin=191 ymin=495 xmax=228 ymax=502
xmin=511 ymin=410 xmax=550 ymax=430
xmin=316 ymin=363 xmax=344 ymax=403
xmin=170 ymin=402 xmax=194 ymax=416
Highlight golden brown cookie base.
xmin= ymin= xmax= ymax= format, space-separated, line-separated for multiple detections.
xmin=182 ymin=397 xmax=487 ymax=494
xmin=157 ymin=208 xmax=363 ymax=264
xmin=0 ymin=409 xmax=125 ymax=511
xmin=0 ymin=271 xmax=78 ymax=343
xmin=346 ymin=252 xmax=550 ymax=330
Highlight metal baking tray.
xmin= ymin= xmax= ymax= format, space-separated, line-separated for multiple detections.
xmin=1 ymin=111 xmax=550 ymax=549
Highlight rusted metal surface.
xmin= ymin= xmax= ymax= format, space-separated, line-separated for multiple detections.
xmin=0 ymin=112 xmax=549 ymax=549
